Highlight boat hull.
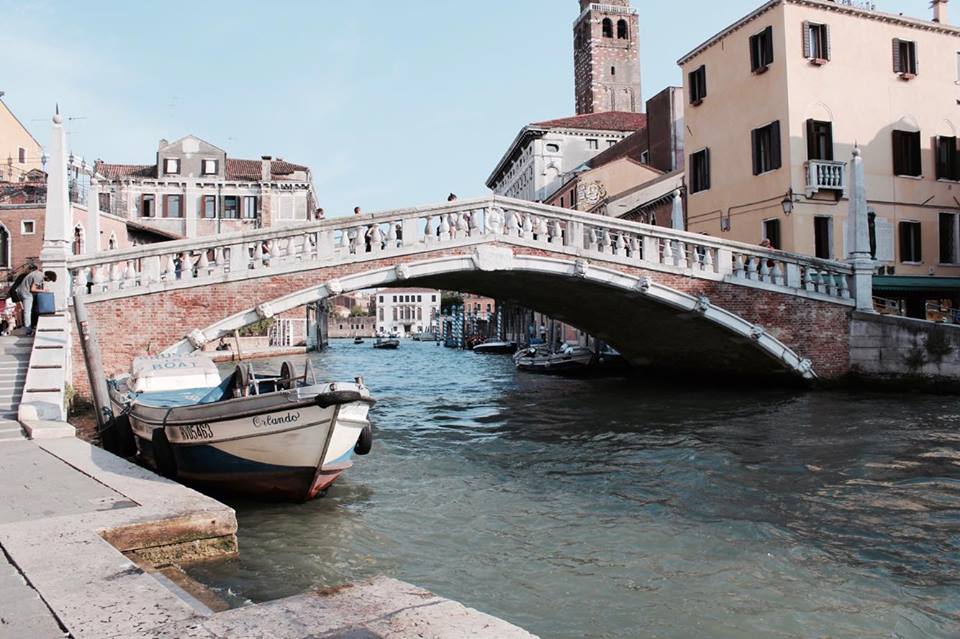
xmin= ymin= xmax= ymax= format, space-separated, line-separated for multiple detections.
xmin=109 ymin=382 xmax=373 ymax=501
xmin=473 ymin=341 xmax=517 ymax=355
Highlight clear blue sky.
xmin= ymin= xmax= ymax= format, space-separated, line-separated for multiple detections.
xmin=1 ymin=0 xmax=921 ymax=217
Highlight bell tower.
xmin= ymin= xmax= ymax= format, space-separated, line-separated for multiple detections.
xmin=573 ymin=0 xmax=642 ymax=114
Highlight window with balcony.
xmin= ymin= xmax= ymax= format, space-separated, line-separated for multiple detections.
xmin=690 ymin=148 xmax=710 ymax=193
xmin=749 ymin=26 xmax=774 ymax=73
xmin=893 ymin=39 xmax=917 ymax=76
xmin=163 ymin=158 xmax=180 ymax=175
xmin=689 ymin=65 xmax=706 ymax=105
xmin=899 ymin=221 xmax=922 ymax=263
xmin=940 ymin=213 xmax=959 ymax=264
xmin=892 ymin=130 xmax=922 ymax=177
xmin=936 ymin=136 xmax=959 ymax=181
xmin=752 ymin=121 xmax=781 ymax=175
xmin=806 ymin=120 xmax=833 ymax=161
xmin=763 ymin=218 xmax=781 ymax=249
xmin=802 ymin=22 xmax=830 ymax=63
xmin=164 ymin=194 xmax=183 ymax=218
xmin=814 ymin=216 xmax=833 ymax=259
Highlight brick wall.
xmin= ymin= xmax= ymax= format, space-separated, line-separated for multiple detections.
xmin=70 ymin=244 xmax=852 ymax=397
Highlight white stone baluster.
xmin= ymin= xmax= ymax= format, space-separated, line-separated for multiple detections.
xmin=588 ymin=227 xmax=599 ymax=252
xmin=746 ymin=256 xmax=758 ymax=280
xmin=438 ymin=214 xmax=450 ymax=242
xmin=703 ymin=247 xmax=715 ymax=272
xmin=599 ymin=229 xmax=611 ymax=254
xmin=180 ymin=252 xmax=194 ymax=281
xmin=759 ymin=257 xmax=771 ymax=282
xmin=521 ymin=213 xmax=533 ymax=240
xmin=548 ymin=219 xmax=561 ymax=244
xmin=197 ymin=249 xmax=210 ymax=277
xmin=386 ymin=221 xmax=398 ymax=250
xmin=469 ymin=210 xmax=481 ymax=238
xmin=826 ymin=271 xmax=838 ymax=297
xmin=662 ymin=238 xmax=674 ymax=264
xmin=673 ymin=241 xmax=686 ymax=268
xmin=839 ymin=273 xmax=851 ymax=299
xmin=109 ymin=262 xmax=123 ymax=290
xmin=506 ymin=210 xmax=520 ymax=237
xmin=733 ymin=254 xmax=745 ymax=278
xmin=456 ymin=212 xmax=469 ymax=238
xmin=615 ymin=233 xmax=626 ymax=256
xmin=771 ymin=261 xmax=784 ymax=285
xmin=803 ymin=265 xmax=816 ymax=291
xmin=628 ymin=235 xmax=639 ymax=259
xmin=123 ymin=262 xmax=138 ymax=288
xmin=370 ymin=224 xmax=384 ymax=253
xmin=161 ymin=254 xmax=176 ymax=281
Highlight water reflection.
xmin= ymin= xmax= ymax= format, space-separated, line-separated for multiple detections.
xmin=189 ymin=340 xmax=960 ymax=639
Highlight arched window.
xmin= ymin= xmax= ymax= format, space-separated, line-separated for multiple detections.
xmin=72 ymin=225 xmax=86 ymax=255
xmin=602 ymin=18 xmax=613 ymax=38
xmin=617 ymin=19 xmax=628 ymax=40
xmin=0 ymin=224 xmax=9 ymax=268
xmin=108 ymin=232 xmax=118 ymax=250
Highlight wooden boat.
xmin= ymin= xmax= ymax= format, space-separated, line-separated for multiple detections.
xmin=373 ymin=337 xmax=400 ymax=350
xmin=472 ymin=339 xmax=517 ymax=355
xmin=353 ymin=336 xmax=365 ymax=344
xmin=107 ymin=354 xmax=375 ymax=501
xmin=513 ymin=344 xmax=596 ymax=375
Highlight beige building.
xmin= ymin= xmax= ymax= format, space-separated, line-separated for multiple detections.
xmin=680 ymin=0 xmax=960 ymax=281
xmin=0 ymin=96 xmax=43 ymax=183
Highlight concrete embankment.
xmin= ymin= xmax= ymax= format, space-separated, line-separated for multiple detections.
xmin=0 ymin=437 xmax=537 ymax=638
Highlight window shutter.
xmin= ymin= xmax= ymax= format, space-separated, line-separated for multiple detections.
xmin=704 ymin=148 xmax=711 ymax=190
xmin=898 ymin=222 xmax=910 ymax=261
xmin=913 ymin=42 xmax=919 ymax=75
xmin=910 ymin=131 xmax=922 ymax=176
xmin=802 ymin=22 xmax=812 ymax=58
xmin=749 ymin=35 xmax=758 ymax=71
xmin=701 ymin=66 xmax=707 ymax=99
xmin=806 ymin=119 xmax=817 ymax=160
xmin=823 ymin=24 xmax=831 ymax=61
xmin=752 ymin=129 xmax=761 ymax=175
xmin=877 ymin=218 xmax=894 ymax=262
xmin=892 ymin=38 xmax=901 ymax=72
xmin=935 ymin=136 xmax=946 ymax=180
xmin=892 ymin=130 xmax=904 ymax=175
xmin=954 ymin=137 xmax=960 ymax=181
xmin=689 ymin=71 xmax=696 ymax=103
xmin=764 ymin=26 xmax=774 ymax=65
xmin=824 ymin=122 xmax=834 ymax=161
xmin=771 ymin=121 xmax=782 ymax=170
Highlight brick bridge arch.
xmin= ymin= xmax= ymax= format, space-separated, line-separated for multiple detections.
xmin=67 ymin=197 xmax=857 ymax=391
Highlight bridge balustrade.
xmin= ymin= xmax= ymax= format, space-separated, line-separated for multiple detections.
xmin=65 ymin=197 xmax=854 ymax=306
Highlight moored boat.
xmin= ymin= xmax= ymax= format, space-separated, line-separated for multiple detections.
xmin=354 ymin=336 xmax=365 ymax=344
xmin=373 ymin=337 xmax=400 ymax=350
xmin=472 ymin=339 xmax=517 ymax=355
xmin=513 ymin=344 xmax=596 ymax=375
xmin=107 ymin=353 xmax=375 ymax=501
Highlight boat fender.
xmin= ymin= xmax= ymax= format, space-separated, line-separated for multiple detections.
xmin=151 ymin=428 xmax=178 ymax=479
xmin=315 ymin=390 xmax=363 ymax=408
xmin=354 ymin=425 xmax=373 ymax=455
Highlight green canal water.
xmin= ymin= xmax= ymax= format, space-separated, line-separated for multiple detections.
xmin=188 ymin=339 xmax=960 ymax=638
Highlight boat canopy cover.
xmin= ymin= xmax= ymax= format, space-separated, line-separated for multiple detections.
xmin=130 ymin=353 xmax=221 ymax=393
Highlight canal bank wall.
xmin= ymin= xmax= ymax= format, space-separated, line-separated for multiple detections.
xmin=0 ymin=436 xmax=537 ymax=638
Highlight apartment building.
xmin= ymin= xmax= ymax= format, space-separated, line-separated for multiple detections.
xmin=92 ymin=135 xmax=317 ymax=240
xmin=680 ymin=0 xmax=960 ymax=286
xmin=375 ymin=288 xmax=440 ymax=337
xmin=0 ymin=95 xmax=43 ymax=184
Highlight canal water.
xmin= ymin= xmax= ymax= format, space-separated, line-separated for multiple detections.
xmin=188 ymin=339 xmax=960 ymax=638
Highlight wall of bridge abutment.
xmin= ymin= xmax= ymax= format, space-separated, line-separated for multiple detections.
xmin=67 ymin=243 xmax=854 ymax=399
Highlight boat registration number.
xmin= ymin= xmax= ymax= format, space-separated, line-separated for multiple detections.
xmin=177 ymin=423 xmax=214 ymax=441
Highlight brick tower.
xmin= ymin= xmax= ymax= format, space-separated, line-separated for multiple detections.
xmin=573 ymin=0 xmax=642 ymax=114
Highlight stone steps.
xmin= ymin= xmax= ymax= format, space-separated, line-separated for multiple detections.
xmin=0 ymin=335 xmax=32 ymax=442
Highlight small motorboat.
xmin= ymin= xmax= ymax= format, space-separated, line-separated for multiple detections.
xmin=107 ymin=353 xmax=375 ymax=501
xmin=353 ymin=336 xmax=365 ymax=344
xmin=373 ymin=337 xmax=400 ymax=350
xmin=473 ymin=339 xmax=517 ymax=355
xmin=513 ymin=343 xmax=596 ymax=375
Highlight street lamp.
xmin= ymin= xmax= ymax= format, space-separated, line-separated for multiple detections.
xmin=781 ymin=188 xmax=796 ymax=216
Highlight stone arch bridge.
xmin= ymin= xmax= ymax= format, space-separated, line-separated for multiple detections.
xmin=65 ymin=196 xmax=859 ymax=393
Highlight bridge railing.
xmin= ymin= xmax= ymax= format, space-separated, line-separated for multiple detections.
xmin=66 ymin=196 xmax=854 ymax=304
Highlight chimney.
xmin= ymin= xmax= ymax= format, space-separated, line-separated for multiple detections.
xmin=934 ymin=0 xmax=948 ymax=24
xmin=159 ymin=138 xmax=168 ymax=149
xmin=261 ymin=155 xmax=272 ymax=182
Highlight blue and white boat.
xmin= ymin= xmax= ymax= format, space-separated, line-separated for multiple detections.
xmin=107 ymin=353 xmax=375 ymax=501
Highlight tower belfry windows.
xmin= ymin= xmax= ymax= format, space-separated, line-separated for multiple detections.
xmin=617 ymin=19 xmax=628 ymax=39
xmin=573 ymin=1 xmax=642 ymax=115
xmin=602 ymin=18 xmax=613 ymax=38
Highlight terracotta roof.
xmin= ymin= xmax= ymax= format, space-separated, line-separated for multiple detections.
xmin=224 ymin=159 xmax=309 ymax=181
xmin=95 ymin=162 xmax=156 ymax=179
xmin=587 ymin=129 xmax=651 ymax=169
xmin=531 ymin=111 xmax=647 ymax=132
xmin=95 ymin=159 xmax=309 ymax=182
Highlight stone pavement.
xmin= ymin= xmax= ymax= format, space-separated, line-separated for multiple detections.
xmin=0 ymin=437 xmax=536 ymax=638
